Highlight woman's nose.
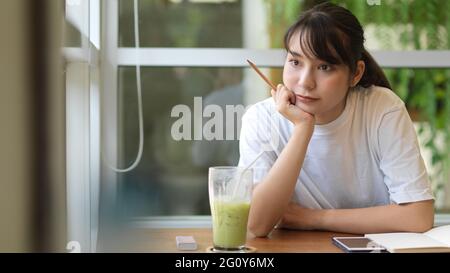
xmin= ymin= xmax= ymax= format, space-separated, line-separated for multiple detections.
xmin=298 ymin=69 xmax=316 ymax=91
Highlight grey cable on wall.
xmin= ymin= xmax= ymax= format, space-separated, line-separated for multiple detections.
xmin=106 ymin=0 xmax=144 ymax=173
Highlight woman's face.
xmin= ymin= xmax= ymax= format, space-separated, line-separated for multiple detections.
xmin=283 ymin=32 xmax=353 ymax=125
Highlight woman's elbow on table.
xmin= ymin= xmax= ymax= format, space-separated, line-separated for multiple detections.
xmin=248 ymin=219 xmax=274 ymax=238
xmin=413 ymin=200 xmax=435 ymax=232
xmin=248 ymin=226 xmax=271 ymax=238
xmin=398 ymin=199 xmax=435 ymax=233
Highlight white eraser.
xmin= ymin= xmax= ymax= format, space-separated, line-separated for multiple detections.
xmin=176 ymin=236 xmax=198 ymax=251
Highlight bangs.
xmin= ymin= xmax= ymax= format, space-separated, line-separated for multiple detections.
xmin=284 ymin=13 xmax=351 ymax=65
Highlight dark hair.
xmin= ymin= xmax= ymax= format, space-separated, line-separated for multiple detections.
xmin=284 ymin=2 xmax=391 ymax=89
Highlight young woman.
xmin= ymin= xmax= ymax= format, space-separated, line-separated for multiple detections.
xmin=238 ymin=2 xmax=434 ymax=237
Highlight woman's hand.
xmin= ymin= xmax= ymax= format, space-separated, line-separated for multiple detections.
xmin=271 ymin=84 xmax=315 ymax=127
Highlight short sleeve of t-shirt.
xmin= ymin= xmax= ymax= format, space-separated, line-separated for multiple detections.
xmin=238 ymin=102 xmax=279 ymax=184
xmin=377 ymin=103 xmax=434 ymax=204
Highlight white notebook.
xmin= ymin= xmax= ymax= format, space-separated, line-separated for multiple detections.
xmin=365 ymin=225 xmax=450 ymax=253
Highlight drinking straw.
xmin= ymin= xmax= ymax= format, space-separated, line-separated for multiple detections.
xmin=231 ymin=150 xmax=265 ymax=199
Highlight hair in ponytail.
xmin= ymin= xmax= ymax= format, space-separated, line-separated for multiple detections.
xmin=360 ymin=49 xmax=391 ymax=89
xmin=284 ymin=2 xmax=391 ymax=90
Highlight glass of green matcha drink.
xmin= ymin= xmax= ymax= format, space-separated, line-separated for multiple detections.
xmin=208 ymin=166 xmax=253 ymax=252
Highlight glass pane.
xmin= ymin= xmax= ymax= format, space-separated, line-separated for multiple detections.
xmin=335 ymin=0 xmax=450 ymax=50
xmin=119 ymin=0 xmax=243 ymax=48
xmin=119 ymin=0 xmax=450 ymax=50
xmin=117 ymin=66 xmax=266 ymax=216
xmin=265 ymin=0 xmax=450 ymax=50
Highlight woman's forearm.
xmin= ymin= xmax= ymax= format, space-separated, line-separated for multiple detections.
xmin=248 ymin=124 xmax=313 ymax=237
xmin=317 ymin=200 xmax=435 ymax=234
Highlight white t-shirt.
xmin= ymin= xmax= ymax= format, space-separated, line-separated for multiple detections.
xmin=238 ymin=85 xmax=434 ymax=209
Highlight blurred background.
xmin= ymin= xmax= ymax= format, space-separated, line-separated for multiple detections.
xmin=1 ymin=0 xmax=449 ymax=252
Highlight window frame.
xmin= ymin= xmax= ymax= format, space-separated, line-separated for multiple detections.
xmin=64 ymin=0 xmax=100 ymax=253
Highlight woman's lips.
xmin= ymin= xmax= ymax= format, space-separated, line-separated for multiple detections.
xmin=295 ymin=94 xmax=319 ymax=103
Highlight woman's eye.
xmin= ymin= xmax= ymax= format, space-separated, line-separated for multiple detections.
xmin=318 ymin=64 xmax=331 ymax=71
xmin=289 ymin=60 xmax=300 ymax=66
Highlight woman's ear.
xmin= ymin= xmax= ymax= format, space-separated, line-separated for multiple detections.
xmin=350 ymin=60 xmax=365 ymax=87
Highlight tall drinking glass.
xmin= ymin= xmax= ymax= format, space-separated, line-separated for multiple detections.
xmin=208 ymin=166 xmax=253 ymax=252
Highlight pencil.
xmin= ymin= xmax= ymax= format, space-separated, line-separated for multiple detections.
xmin=246 ymin=59 xmax=277 ymax=90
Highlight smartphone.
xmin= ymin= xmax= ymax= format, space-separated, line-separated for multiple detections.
xmin=332 ymin=237 xmax=387 ymax=253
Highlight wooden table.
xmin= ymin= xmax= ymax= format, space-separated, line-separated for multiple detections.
xmin=119 ymin=228 xmax=358 ymax=253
